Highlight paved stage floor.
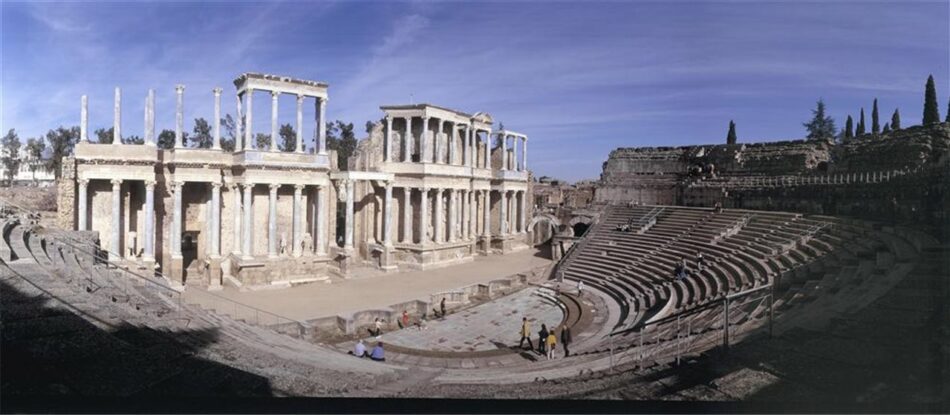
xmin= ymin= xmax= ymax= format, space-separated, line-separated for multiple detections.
xmin=185 ymin=248 xmax=551 ymax=321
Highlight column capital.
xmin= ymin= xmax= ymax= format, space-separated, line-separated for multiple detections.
xmin=78 ymin=178 xmax=89 ymax=186
xmin=269 ymin=183 xmax=281 ymax=191
xmin=213 ymin=87 xmax=222 ymax=96
xmin=228 ymin=183 xmax=240 ymax=191
xmin=294 ymin=184 xmax=306 ymax=191
xmin=144 ymin=180 xmax=156 ymax=189
xmin=211 ymin=182 xmax=223 ymax=189
xmin=246 ymin=86 xmax=254 ymax=94
xmin=171 ymin=181 xmax=185 ymax=190
xmin=271 ymin=90 xmax=280 ymax=98
xmin=240 ymin=182 xmax=254 ymax=190
xmin=296 ymin=93 xmax=305 ymax=102
xmin=175 ymin=84 xmax=185 ymax=93
xmin=110 ymin=179 xmax=123 ymax=186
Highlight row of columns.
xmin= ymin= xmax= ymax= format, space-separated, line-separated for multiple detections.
xmin=78 ymin=86 xmax=327 ymax=154
xmin=383 ymin=116 xmax=492 ymax=168
xmin=76 ymin=179 xmax=156 ymax=262
xmin=499 ymin=133 xmax=529 ymax=172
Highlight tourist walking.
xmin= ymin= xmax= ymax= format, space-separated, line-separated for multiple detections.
xmin=560 ymin=325 xmax=572 ymax=357
xmin=440 ymin=297 xmax=447 ymax=318
xmin=519 ymin=317 xmax=534 ymax=350
xmin=538 ymin=324 xmax=549 ymax=355
xmin=546 ymin=330 xmax=557 ymax=360
xmin=577 ymin=280 xmax=585 ymax=298
xmin=401 ymin=310 xmax=410 ymax=329
xmin=374 ymin=318 xmax=383 ymax=337
xmin=370 ymin=342 xmax=386 ymax=362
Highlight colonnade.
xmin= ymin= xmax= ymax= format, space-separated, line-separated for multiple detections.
xmin=76 ymin=178 xmax=156 ymax=262
xmin=383 ymin=116 xmax=493 ymax=168
xmin=497 ymin=132 xmax=529 ymax=172
xmin=237 ymin=88 xmax=327 ymax=154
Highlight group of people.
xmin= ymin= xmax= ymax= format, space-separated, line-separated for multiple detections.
xmin=519 ymin=317 xmax=572 ymax=360
xmin=672 ymin=253 xmax=706 ymax=281
xmin=351 ymin=339 xmax=386 ymax=362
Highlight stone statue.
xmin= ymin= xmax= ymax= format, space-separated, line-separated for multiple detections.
xmin=302 ymin=232 xmax=313 ymax=254
xmin=279 ymin=233 xmax=288 ymax=256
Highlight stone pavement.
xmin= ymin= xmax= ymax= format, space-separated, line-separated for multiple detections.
xmin=185 ymin=248 xmax=550 ymax=321
xmin=378 ymin=288 xmax=564 ymax=353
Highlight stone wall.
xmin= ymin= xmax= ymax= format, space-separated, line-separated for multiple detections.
xmin=57 ymin=157 xmax=76 ymax=230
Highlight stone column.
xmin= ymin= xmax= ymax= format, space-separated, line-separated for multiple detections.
xmin=242 ymin=183 xmax=254 ymax=259
xmin=236 ymin=93 xmax=244 ymax=151
xmin=522 ymin=137 xmax=528 ymax=172
xmin=80 ymin=95 xmax=89 ymax=142
xmin=421 ymin=117 xmax=431 ymax=163
xmin=464 ymin=126 xmax=471 ymax=167
xmin=434 ymin=188 xmax=444 ymax=243
xmin=500 ymin=190 xmax=508 ymax=235
xmin=232 ymin=184 xmax=242 ymax=255
xmin=384 ymin=116 xmax=393 ymax=162
xmin=383 ymin=182 xmax=393 ymax=246
xmin=144 ymin=181 xmax=155 ymax=260
xmin=501 ymin=134 xmax=508 ymax=171
xmin=211 ymin=182 xmax=221 ymax=256
xmin=175 ymin=85 xmax=185 ymax=148
xmin=520 ymin=190 xmax=527 ymax=233
xmin=317 ymin=97 xmax=327 ymax=154
xmin=447 ymin=121 xmax=455 ymax=165
xmin=270 ymin=91 xmax=279 ymax=152
xmin=404 ymin=117 xmax=413 ymax=162
xmin=293 ymin=184 xmax=304 ymax=257
xmin=209 ymin=88 xmax=222 ymax=150
xmin=483 ymin=190 xmax=491 ymax=237
xmin=344 ymin=180 xmax=355 ymax=250
xmin=146 ymin=89 xmax=156 ymax=146
xmin=110 ymin=179 xmax=122 ymax=259
xmin=172 ymin=181 xmax=183 ymax=258
xmin=469 ymin=190 xmax=476 ymax=240
xmin=295 ymin=95 xmax=304 ymax=153
xmin=316 ymin=185 xmax=328 ymax=255
xmin=402 ymin=187 xmax=412 ymax=243
xmin=484 ymin=132 xmax=491 ymax=168
xmin=268 ymin=184 xmax=279 ymax=257
xmin=77 ymin=179 xmax=88 ymax=230
xmin=434 ymin=119 xmax=443 ymax=164
xmin=113 ymin=87 xmax=122 ymax=145
xmin=460 ymin=190 xmax=467 ymax=239
xmin=448 ymin=189 xmax=456 ymax=242
xmin=419 ymin=187 xmax=429 ymax=244
xmin=245 ymin=88 xmax=254 ymax=150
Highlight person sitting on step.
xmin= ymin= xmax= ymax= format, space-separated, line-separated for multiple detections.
xmin=370 ymin=342 xmax=386 ymax=362
xmin=351 ymin=339 xmax=368 ymax=358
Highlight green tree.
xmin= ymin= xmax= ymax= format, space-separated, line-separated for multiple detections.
xmin=44 ymin=126 xmax=80 ymax=179
xmin=123 ymin=135 xmax=144 ymax=145
xmin=891 ymin=108 xmax=901 ymax=130
xmin=726 ymin=120 xmax=737 ymax=145
xmin=94 ymin=127 xmax=114 ymax=144
xmin=326 ymin=121 xmax=357 ymax=170
xmin=856 ymin=108 xmax=866 ymax=136
xmin=871 ymin=98 xmax=880 ymax=134
xmin=191 ymin=118 xmax=213 ymax=149
xmin=157 ymin=129 xmax=176 ymax=150
xmin=1 ymin=129 xmax=22 ymax=185
xmin=844 ymin=115 xmax=854 ymax=140
xmin=278 ymin=123 xmax=296 ymax=152
xmin=882 ymin=122 xmax=891 ymax=134
xmin=25 ymin=137 xmax=46 ymax=182
xmin=946 ymin=97 xmax=950 ymax=123
xmin=923 ymin=74 xmax=940 ymax=124
xmin=365 ymin=120 xmax=375 ymax=135
xmin=255 ymin=133 xmax=271 ymax=150
xmin=221 ymin=114 xmax=236 ymax=152
xmin=803 ymin=99 xmax=836 ymax=140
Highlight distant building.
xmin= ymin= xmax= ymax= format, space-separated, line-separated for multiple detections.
xmin=0 ymin=146 xmax=54 ymax=186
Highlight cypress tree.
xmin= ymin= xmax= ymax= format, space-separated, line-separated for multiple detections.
xmin=946 ymin=97 xmax=950 ymax=122
xmin=882 ymin=122 xmax=891 ymax=134
xmin=857 ymin=108 xmax=866 ymax=136
xmin=871 ymin=98 xmax=880 ymax=134
xmin=923 ymin=74 xmax=940 ymax=124
xmin=844 ymin=115 xmax=854 ymax=139
xmin=891 ymin=108 xmax=901 ymax=130
xmin=803 ymin=99 xmax=837 ymax=140
xmin=726 ymin=120 xmax=737 ymax=145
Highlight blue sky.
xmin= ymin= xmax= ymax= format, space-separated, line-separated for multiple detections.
xmin=2 ymin=1 xmax=948 ymax=181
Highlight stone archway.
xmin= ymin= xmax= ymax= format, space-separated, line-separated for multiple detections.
xmin=527 ymin=213 xmax=560 ymax=246
xmin=568 ymin=215 xmax=594 ymax=237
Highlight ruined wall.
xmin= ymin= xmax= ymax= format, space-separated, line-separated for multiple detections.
xmin=57 ymin=157 xmax=76 ymax=230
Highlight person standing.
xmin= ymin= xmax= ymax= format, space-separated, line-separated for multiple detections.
xmin=374 ymin=318 xmax=383 ymax=337
xmin=440 ymin=297 xmax=447 ymax=318
xmin=577 ymin=280 xmax=585 ymax=298
xmin=546 ymin=330 xmax=557 ymax=360
xmin=560 ymin=325 xmax=572 ymax=357
xmin=538 ymin=324 xmax=549 ymax=355
xmin=401 ymin=310 xmax=410 ymax=329
xmin=519 ymin=317 xmax=534 ymax=350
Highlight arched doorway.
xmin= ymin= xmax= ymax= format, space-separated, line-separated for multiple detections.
xmin=527 ymin=214 xmax=561 ymax=246
xmin=568 ymin=215 xmax=594 ymax=237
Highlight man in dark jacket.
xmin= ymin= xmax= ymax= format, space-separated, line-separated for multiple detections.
xmin=538 ymin=324 xmax=549 ymax=355
xmin=561 ymin=325 xmax=573 ymax=357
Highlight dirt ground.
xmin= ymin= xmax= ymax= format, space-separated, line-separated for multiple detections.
xmin=0 ymin=184 xmax=58 ymax=226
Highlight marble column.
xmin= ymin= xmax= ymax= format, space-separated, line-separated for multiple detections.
xmin=469 ymin=190 xmax=475 ymax=240
xmin=344 ymin=180 xmax=354 ymax=250
xmin=245 ymin=89 xmax=254 ymax=150
xmin=501 ymin=134 xmax=508 ymax=171
xmin=317 ymin=97 xmax=327 ymax=154
xmin=175 ymin=85 xmax=184 ymax=148
xmin=80 ymin=95 xmax=88 ymax=142
xmin=232 ymin=184 xmax=242 ymax=256
xmin=522 ymin=137 xmax=528 ymax=172
xmin=146 ymin=89 xmax=156 ymax=146
xmin=383 ymin=183 xmax=393 ymax=246
xmin=448 ymin=189 xmax=456 ymax=242
xmin=236 ymin=93 xmax=244 ymax=151
xmin=213 ymin=88 xmax=222 ymax=150
xmin=519 ymin=190 xmax=527 ymax=233
xmin=268 ymin=184 xmax=279 ymax=257
xmin=384 ymin=116 xmax=393 ymax=162
xmin=293 ymin=184 xmax=304 ymax=257
xmin=483 ymin=190 xmax=491 ymax=237
xmin=270 ymin=91 xmax=279 ymax=152
xmin=460 ymin=190 xmax=467 ymax=240
xmin=404 ymin=117 xmax=413 ymax=162
xmin=447 ymin=121 xmax=455 ymax=165
xmin=211 ymin=183 xmax=221 ymax=256
xmin=422 ymin=117 xmax=431 ymax=163
xmin=110 ymin=180 xmax=123 ymax=259
xmin=484 ymin=133 xmax=491 ymax=168
xmin=144 ymin=181 xmax=155 ymax=260
xmin=316 ymin=185 xmax=328 ymax=255
xmin=113 ymin=88 xmax=122 ymax=145
xmin=464 ymin=126 xmax=472 ymax=167
xmin=402 ymin=188 xmax=412 ymax=243
xmin=434 ymin=188 xmax=444 ymax=243
xmin=295 ymin=95 xmax=304 ymax=153
xmin=419 ymin=187 xmax=429 ymax=244
xmin=500 ymin=190 xmax=508 ymax=235
xmin=172 ymin=181 xmax=183 ymax=258
xmin=434 ymin=119 xmax=443 ymax=164
xmin=77 ymin=179 xmax=88 ymax=231
xmin=242 ymin=183 xmax=254 ymax=259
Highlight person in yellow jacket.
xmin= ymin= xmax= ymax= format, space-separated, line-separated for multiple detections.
xmin=546 ymin=330 xmax=557 ymax=360
xmin=519 ymin=317 xmax=534 ymax=350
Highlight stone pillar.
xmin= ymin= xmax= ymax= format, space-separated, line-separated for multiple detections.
xmin=270 ymin=91 xmax=279 ymax=152
xmin=434 ymin=188 xmax=444 ymax=243
xmin=211 ymin=88 xmax=223 ymax=149
xmin=268 ymin=184 xmax=279 ymax=257
xmin=344 ymin=180 xmax=355 ymax=250
xmin=113 ymin=87 xmax=122 ymax=145
xmin=460 ymin=190 xmax=468 ymax=239
xmin=80 ymin=95 xmax=89 ymax=142
xmin=519 ymin=190 xmax=527 ymax=233
xmin=316 ymin=185 xmax=328 ymax=255
xmin=501 ymin=133 xmax=508 ymax=171
xmin=484 ymin=132 xmax=491 ymax=168
xmin=245 ymin=88 xmax=254 ymax=150
xmin=110 ymin=179 xmax=122 ymax=259
xmin=448 ymin=189 xmax=456 ymax=242
xmin=384 ymin=116 xmax=393 ymax=162
xmin=402 ymin=187 xmax=412 ymax=244
xmin=175 ymin=84 xmax=185 ymax=148
xmin=295 ymin=95 xmax=304 ymax=153
xmin=236 ymin=93 xmax=244 ymax=152
xmin=448 ymin=121 xmax=456 ymax=165
xmin=464 ymin=126 xmax=472 ymax=167
xmin=211 ymin=183 xmax=221 ymax=256
xmin=483 ymin=190 xmax=491 ymax=237
xmin=500 ymin=190 xmax=508 ymax=235
xmin=146 ymin=89 xmax=156 ymax=146
xmin=232 ymin=184 xmax=242 ymax=255
xmin=522 ymin=137 xmax=528 ymax=172
xmin=421 ymin=117 xmax=430 ymax=163
xmin=172 ymin=181 xmax=183 ymax=258
xmin=317 ymin=97 xmax=327 ymax=154
xmin=144 ymin=181 xmax=155 ymax=260
xmin=383 ymin=183 xmax=393 ymax=246
xmin=404 ymin=117 xmax=413 ymax=162
xmin=293 ymin=184 xmax=304 ymax=257
xmin=242 ymin=183 xmax=254 ymax=259
xmin=76 ymin=179 xmax=89 ymax=231
xmin=434 ymin=119 xmax=443 ymax=164
xmin=419 ymin=187 xmax=429 ymax=244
